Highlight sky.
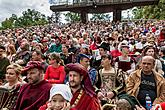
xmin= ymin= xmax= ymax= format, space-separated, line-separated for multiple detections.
xmin=0 ymin=0 xmax=52 ymax=22
xmin=0 ymin=0 xmax=132 ymax=23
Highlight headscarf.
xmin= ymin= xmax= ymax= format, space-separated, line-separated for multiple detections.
xmin=65 ymin=63 xmax=96 ymax=97
xmin=49 ymin=84 xmax=72 ymax=102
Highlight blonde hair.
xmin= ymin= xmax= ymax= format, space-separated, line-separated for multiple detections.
xmin=7 ymin=63 xmax=22 ymax=75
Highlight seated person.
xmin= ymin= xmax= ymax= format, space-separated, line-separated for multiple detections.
xmin=39 ymin=84 xmax=72 ymax=110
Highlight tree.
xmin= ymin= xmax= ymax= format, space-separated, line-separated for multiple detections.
xmin=64 ymin=12 xmax=81 ymax=23
xmin=90 ymin=13 xmax=111 ymax=21
xmin=1 ymin=9 xmax=48 ymax=29
xmin=132 ymin=0 xmax=165 ymax=19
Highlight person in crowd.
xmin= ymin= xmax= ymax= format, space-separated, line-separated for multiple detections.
xmin=60 ymin=44 xmax=76 ymax=65
xmin=141 ymin=45 xmax=163 ymax=75
xmin=97 ymin=54 xmax=126 ymax=105
xmin=65 ymin=63 xmax=101 ymax=110
xmin=6 ymin=44 xmax=16 ymax=62
xmin=159 ymin=46 xmax=165 ymax=75
xmin=47 ymin=36 xmax=62 ymax=53
xmin=126 ymin=56 xmax=165 ymax=108
xmin=14 ymin=61 xmax=52 ymax=110
xmin=0 ymin=63 xmax=24 ymax=110
xmin=79 ymin=53 xmax=97 ymax=85
xmin=0 ymin=63 xmax=23 ymax=89
xmin=12 ymin=41 xmax=31 ymax=66
xmin=91 ymin=42 xmax=109 ymax=69
xmin=116 ymin=94 xmax=143 ymax=110
xmin=115 ymin=44 xmax=136 ymax=74
xmin=39 ymin=84 xmax=72 ymax=110
xmin=44 ymin=53 xmax=66 ymax=84
xmin=0 ymin=45 xmax=10 ymax=85
xmin=31 ymin=49 xmax=48 ymax=72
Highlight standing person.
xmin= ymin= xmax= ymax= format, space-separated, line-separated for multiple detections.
xmin=0 ymin=45 xmax=10 ymax=85
xmin=14 ymin=61 xmax=52 ymax=110
xmin=65 ymin=63 xmax=101 ymax=110
xmin=44 ymin=53 xmax=66 ymax=84
xmin=126 ymin=56 xmax=165 ymax=108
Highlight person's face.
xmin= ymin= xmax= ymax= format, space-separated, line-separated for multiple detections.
xmin=69 ymin=71 xmax=83 ymax=88
xmin=20 ymin=42 xmax=26 ymax=49
xmin=62 ymin=45 xmax=68 ymax=53
xmin=55 ymin=39 xmax=60 ymax=45
xmin=99 ymin=48 xmax=106 ymax=56
xmin=141 ymin=58 xmax=154 ymax=74
xmin=6 ymin=68 xmax=18 ymax=83
xmin=27 ymin=68 xmax=42 ymax=85
xmin=122 ymin=47 xmax=129 ymax=55
xmin=32 ymin=52 xmax=40 ymax=61
xmin=50 ymin=94 xmax=66 ymax=110
xmin=101 ymin=57 xmax=111 ymax=67
xmin=80 ymin=48 xmax=87 ymax=54
xmin=80 ymin=57 xmax=90 ymax=69
xmin=146 ymin=48 xmax=155 ymax=57
xmin=0 ymin=49 xmax=5 ymax=57
xmin=49 ymin=58 xmax=56 ymax=65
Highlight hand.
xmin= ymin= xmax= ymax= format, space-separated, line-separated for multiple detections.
xmin=135 ymin=105 xmax=146 ymax=110
xmin=97 ymin=92 xmax=104 ymax=100
xmin=62 ymin=102 xmax=70 ymax=110
xmin=107 ymin=91 xmax=115 ymax=99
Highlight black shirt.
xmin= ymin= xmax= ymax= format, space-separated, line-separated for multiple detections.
xmin=137 ymin=72 xmax=157 ymax=108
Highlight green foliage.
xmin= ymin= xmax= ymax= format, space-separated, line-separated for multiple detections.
xmin=90 ymin=13 xmax=111 ymax=21
xmin=64 ymin=12 xmax=81 ymax=23
xmin=0 ymin=9 xmax=48 ymax=29
xmin=132 ymin=0 xmax=165 ymax=19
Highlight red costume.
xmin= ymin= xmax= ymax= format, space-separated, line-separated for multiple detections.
xmin=14 ymin=80 xmax=52 ymax=110
xmin=65 ymin=63 xmax=101 ymax=110
xmin=44 ymin=65 xmax=66 ymax=84
xmin=70 ymin=89 xmax=101 ymax=110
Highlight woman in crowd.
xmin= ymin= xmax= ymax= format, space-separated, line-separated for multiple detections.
xmin=115 ymin=43 xmax=136 ymax=74
xmin=0 ymin=63 xmax=24 ymax=110
xmin=1 ymin=63 xmax=23 ymax=89
xmin=60 ymin=44 xmax=75 ymax=65
xmin=97 ymin=54 xmax=126 ymax=105
xmin=6 ymin=44 xmax=16 ymax=62
xmin=44 ymin=53 xmax=66 ymax=84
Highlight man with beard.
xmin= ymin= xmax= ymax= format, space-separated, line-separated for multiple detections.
xmin=65 ymin=63 xmax=101 ymax=110
xmin=0 ymin=45 xmax=10 ymax=85
xmin=14 ymin=61 xmax=52 ymax=110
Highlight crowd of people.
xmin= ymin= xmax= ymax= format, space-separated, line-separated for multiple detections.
xmin=0 ymin=19 xmax=165 ymax=110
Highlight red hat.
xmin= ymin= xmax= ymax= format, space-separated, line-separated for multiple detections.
xmin=65 ymin=63 xmax=95 ymax=97
xmin=22 ymin=61 xmax=44 ymax=76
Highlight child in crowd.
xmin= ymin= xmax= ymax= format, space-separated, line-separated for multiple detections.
xmin=39 ymin=84 xmax=72 ymax=110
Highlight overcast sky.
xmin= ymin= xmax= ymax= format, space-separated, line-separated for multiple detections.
xmin=0 ymin=0 xmax=52 ymax=22
xmin=0 ymin=0 xmax=132 ymax=23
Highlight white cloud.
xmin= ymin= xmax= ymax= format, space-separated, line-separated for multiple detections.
xmin=0 ymin=0 xmax=52 ymax=22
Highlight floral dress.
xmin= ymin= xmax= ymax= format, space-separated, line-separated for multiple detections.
xmin=99 ymin=67 xmax=116 ymax=101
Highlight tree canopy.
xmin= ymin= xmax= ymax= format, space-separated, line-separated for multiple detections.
xmin=132 ymin=0 xmax=165 ymax=19
xmin=1 ymin=9 xmax=48 ymax=29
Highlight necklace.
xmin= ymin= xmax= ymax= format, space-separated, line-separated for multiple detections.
xmin=71 ymin=89 xmax=83 ymax=108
